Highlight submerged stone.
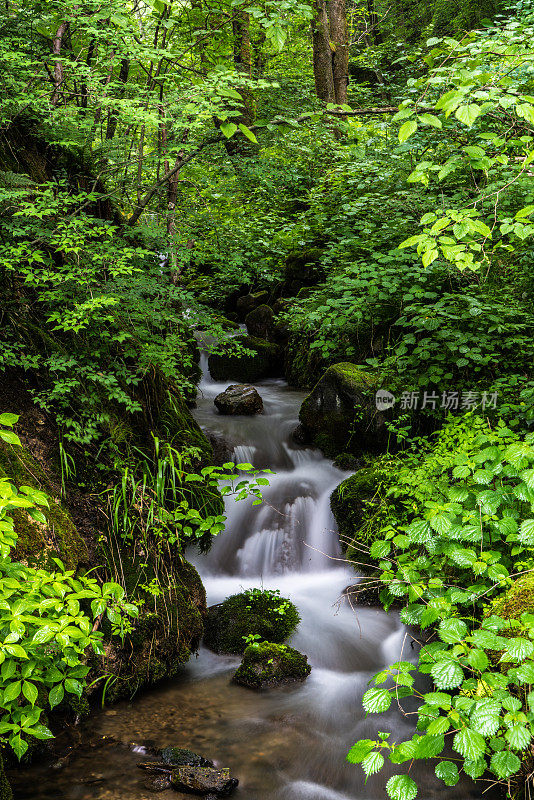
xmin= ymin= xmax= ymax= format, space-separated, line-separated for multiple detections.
xmin=233 ymin=641 xmax=311 ymax=689
xmin=214 ymin=385 xmax=263 ymax=416
xmin=170 ymin=765 xmax=238 ymax=796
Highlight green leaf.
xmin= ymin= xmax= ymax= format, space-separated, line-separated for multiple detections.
xmin=220 ymin=123 xmax=238 ymax=138
xmin=467 ymin=649 xmax=489 ymax=671
xmin=490 ymin=750 xmax=521 ymax=779
xmin=64 ymin=678 xmax=83 ymax=697
xmin=399 ymin=120 xmax=418 ymax=143
xmin=238 ymin=123 xmax=258 ymax=144
xmin=3 ymin=680 xmax=21 ymax=702
xmin=505 ymin=725 xmax=531 ymax=751
xmin=362 ymin=751 xmax=384 ymax=776
xmin=431 ymin=660 xmax=463 ymax=689
xmin=519 ymin=519 xmax=534 ymax=545
xmin=516 ymin=662 xmax=534 ymax=683
xmin=435 ymin=761 xmax=459 ymax=786
xmin=419 ymin=113 xmax=442 ymax=129
xmin=0 ymin=414 xmax=19 ymax=427
xmin=22 ymin=681 xmax=37 ymax=706
xmin=455 ymin=104 xmax=481 ymax=127
xmin=463 ymin=758 xmax=486 ymax=779
xmin=363 ymin=688 xmax=392 ymax=713
xmin=10 ymin=734 xmax=28 ymax=760
xmin=386 ymin=774 xmax=418 ymax=800
xmin=453 ymin=727 xmax=486 ymax=760
xmin=470 ymin=698 xmax=500 ymax=736
xmin=48 ymin=683 xmax=64 ymax=709
xmin=347 ymin=739 xmax=376 ymax=764
xmin=427 ymin=716 xmax=450 ymax=735
xmin=438 ymin=618 xmax=468 ymax=644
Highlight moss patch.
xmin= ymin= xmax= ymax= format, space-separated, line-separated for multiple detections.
xmin=299 ymin=363 xmax=386 ymax=457
xmin=203 ymin=589 xmax=300 ymax=654
xmin=0 ymin=755 xmax=12 ymax=800
xmin=0 ymin=439 xmax=87 ymax=569
xmin=233 ymin=642 xmax=311 ymax=689
xmin=491 ymin=573 xmax=534 ymax=626
xmin=330 ymin=465 xmax=388 ymax=563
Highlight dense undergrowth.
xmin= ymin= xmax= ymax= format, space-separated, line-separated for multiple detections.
xmin=0 ymin=0 xmax=534 ymax=798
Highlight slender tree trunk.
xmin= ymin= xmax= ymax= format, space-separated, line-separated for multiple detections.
xmin=329 ymin=0 xmax=349 ymax=104
xmin=51 ymin=21 xmax=69 ymax=105
xmin=311 ymin=0 xmax=335 ymax=103
xmin=224 ymin=9 xmax=258 ymax=159
xmin=106 ymin=57 xmax=130 ymax=140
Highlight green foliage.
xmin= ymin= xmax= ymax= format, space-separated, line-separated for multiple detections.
xmin=0 ymin=415 xmax=137 ymax=759
xmin=348 ymin=415 xmax=534 ymax=795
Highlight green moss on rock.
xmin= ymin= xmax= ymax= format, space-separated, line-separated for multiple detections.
xmin=203 ymin=589 xmax=300 ymax=654
xmin=97 ymin=559 xmax=206 ymax=701
xmin=208 ymin=336 xmax=282 ymax=383
xmin=491 ymin=573 xmax=534 ymax=626
xmin=299 ymin=363 xmax=387 ymax=457
xmin=0 ymin=440 xmax=87 ymax=569
xmin=0 ymin=755 xmax=12 ymax=800
xmin=330 ymin=465 xmax=387 ymax=562
xmin=233 ymin=642 xmax=311 ymax=689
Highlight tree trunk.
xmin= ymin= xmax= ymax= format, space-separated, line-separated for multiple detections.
xmin=224 ymin=9 xmax=258 ymax=159
xmin=51 ymin=21 xmax=69 ymax=105
xmin=311 ymin=0 xmax=335 ymax=103
xmin=329 ymin=0 xmax=349 ymax=104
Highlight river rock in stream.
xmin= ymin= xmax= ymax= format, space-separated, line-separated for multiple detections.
xmin=233 ymin=641 xmax=311 ymax=689
xmin=170 ymin=765 xmax=238 ymax=796
xmin=214 ymin=385 xmax=263 ymax=415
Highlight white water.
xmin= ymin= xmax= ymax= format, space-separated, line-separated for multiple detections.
xmin=12 ymin=355 xmax=483 ymax=800
xmin=182 ymin=356 xmax=474 ymax=800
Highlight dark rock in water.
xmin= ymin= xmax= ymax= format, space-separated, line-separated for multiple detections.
xmin=214 ymin=385 xmax=263 ymax=416
xmin=292 ymin=424 xmax=311 ymax=446
xmin=330 ymin=466 xmax=385 ymax=562
xmin=245 ymin=304 xmax=274 ymax=341
xmin=208 ymin=335 xmax=282 ymax=383
xmin=161 ymin=747 xmax=213 ymax=768
xmin=170 ymin=765 xmax=238 ymax=796
xmin=233 ymin=642 xmax=311 ymax=689
xmin=203 ymin=590 xmax=300 ymax=655
xmin=144 ymin=775 xmax=171 ymax=792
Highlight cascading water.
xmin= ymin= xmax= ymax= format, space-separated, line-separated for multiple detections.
xmin=11 ymin=356 xmax=482 ymax=800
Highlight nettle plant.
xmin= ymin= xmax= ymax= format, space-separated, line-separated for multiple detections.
xmin=0 ymin=414 xmax=137 ymax=759
xmin=348 ymin=419 xmax=534 ymax=797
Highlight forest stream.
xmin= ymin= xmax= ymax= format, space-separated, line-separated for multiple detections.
xmin=8 ymin=357 xmax=485 ymax=800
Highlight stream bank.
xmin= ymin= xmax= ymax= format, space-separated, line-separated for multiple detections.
xmin=8 ymin=353 xmax=481 ymax=800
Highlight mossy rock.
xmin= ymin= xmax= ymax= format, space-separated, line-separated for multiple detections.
xmin=158 ymin=390 xmax=214 ymax=463
xmin=233 ymin=642 xmax=311 ymax=690
xmin=203 ymin=589 xmax=300 ymax=655
xmin=208 ymin=336 xmax=282 ymax=383
xmin=284 ymin=332 xmax=324 ymax=389
xmin=96 ymin=559 xmax=206 ymax=701
xmin=0 ymin=755 xmax=12 ymax=800
xmin=161 ymin=747 xmax=213 ymax=768
xmin=491 ymin=573 xmax=534 ymax=628
xmin=0 ymin=439 xmax=87 ymax=570
xmin=299 ymin=363 xmax=388 ymax=457
xmin=236 ymin=291 xmax=270 ymax=317
xmin=245 ymin=304 xmax=274 ymax=341
xmin=330 ymin=466 xmax=387 ymax=563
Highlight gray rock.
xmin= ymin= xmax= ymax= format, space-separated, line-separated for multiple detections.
xmin=214 ymin=385 xmax=263 ymax=416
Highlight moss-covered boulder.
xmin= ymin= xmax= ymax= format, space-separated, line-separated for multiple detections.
xmin=160 ymin=747 xmax=213 ymax=768
xmin=236 ymin=291 xmax=270 ymax=318
xmin=96 ymin=560 xmax=206 ymax=701
xmin=0 ymin=439 xmax=87 ymax=569
xmin=203 ymin=589 xmax=300 ymax=654
xmin=233 ymin=642 xmax=311 ymax=689
xmin=245 ymin=304 xmax=274 ymax=341
xmin=491 ymin=573 xmax=534 ymax=628
xmin=330 ymin=466 xmax=387 ymax=563
xmin=208 ymin=336 xmax=282 ymax=383
xmin=299 ymin=363 xmax=388 ymax=457
xmin=214 ymin=385 xmax=264 ymax=415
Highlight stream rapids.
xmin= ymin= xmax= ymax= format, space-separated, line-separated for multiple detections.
xmin=10 ymin=357 xmax=482 ymax=800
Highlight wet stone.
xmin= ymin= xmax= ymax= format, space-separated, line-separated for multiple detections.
xmin=170 ymin=765 xmax=238 ymax=796
xmin=144 ymin=775 xmax=171 ymax=792
xmin=214 ymin=385 xmax=263 ymax=416
xmin=160 ymin=747 xmax=213 ymax=768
